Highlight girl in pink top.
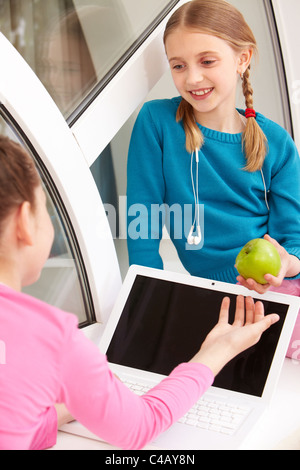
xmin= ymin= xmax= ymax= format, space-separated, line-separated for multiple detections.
xmin=0 ymin=136 xmax=279 ymax=450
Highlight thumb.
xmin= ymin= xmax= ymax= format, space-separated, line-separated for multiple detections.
xmin=256 ymin=313 xmax=280 ymax=336
xmin=244 ymin=314 xmax=280 ymax=352
xmin=264 ymin=234 xmax=281 ymax=250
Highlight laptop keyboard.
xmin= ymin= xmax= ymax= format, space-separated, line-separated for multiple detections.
xmin=179 ymin=396 xmax=250 ymax=435
xmin=123 ymin=380 xmax=251 ymax=436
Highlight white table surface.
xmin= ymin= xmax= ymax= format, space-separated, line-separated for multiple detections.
xmin=51 ymin=358 xmax=300 ymax=451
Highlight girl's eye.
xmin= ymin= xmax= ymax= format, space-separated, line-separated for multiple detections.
xmin=202 ymin=60 xmax=216 ymax=66
xmin=173 ymin=64 xmax=185 ymax=70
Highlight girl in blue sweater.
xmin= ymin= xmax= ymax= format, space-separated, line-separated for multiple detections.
xmin=127 ymin=0 xmax=300 ymax=298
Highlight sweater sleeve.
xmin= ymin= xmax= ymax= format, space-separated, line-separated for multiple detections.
xmin=127 ymin=103 xmax=165 ymax=269
xmin=29 ymin=406 xmax=58 ymax=450
xmin=59 ymin=324 xmax=214 ymax=450
xmin=267 ymin=133 xmax=300 ymax=279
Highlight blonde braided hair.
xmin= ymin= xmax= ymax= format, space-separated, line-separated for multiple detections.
xmin=241 ymin=66 xmax=268 ymax=171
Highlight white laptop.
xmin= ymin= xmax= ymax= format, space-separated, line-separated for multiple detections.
xmin=63 ymin=265 xmax=300 ymax=450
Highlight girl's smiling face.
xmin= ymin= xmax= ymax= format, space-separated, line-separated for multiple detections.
xmin=165 ymin=28 xmax=250 ymax=125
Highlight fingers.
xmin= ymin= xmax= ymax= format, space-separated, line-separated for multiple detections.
xmin=233 ymin=295 xmax=246 ymax=326
xmin=220 ymin=295 xmax=259 ymax=326
xmin=218 ymin=296 xmax=230 ymax=323
xmin=219 ymin=295 xmax=280 ymax=331
xmin=239 ymin=296 xmax=280 ymax=337
xmin=237 ymin=272 xmax=285 ymax=294
xmin=236 ymin=275 xmax=271 ymax=295
xmin=253 ymin=300 xmax=264 ymax=323
xmin=253 ymin=313 xmax=280 ymax=337
xmin=264 ymin=272 xmax=284 ymax=288
xmin=264 ymin=234 xmax=280 ymax=249
xmin=244 ymin=297 xmax=255 ymax=325
xmin=234 ymin=296 xmax=260 ymax=326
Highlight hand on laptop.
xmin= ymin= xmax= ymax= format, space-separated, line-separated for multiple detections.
xmin=190 ymin=295 xmax=279 ymax=376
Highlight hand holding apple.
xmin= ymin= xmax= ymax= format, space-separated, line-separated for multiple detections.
xmin=236 ymin=237 xmax=281 ymax=285
xmin=236 ymin=235 xmax=300 ymax=294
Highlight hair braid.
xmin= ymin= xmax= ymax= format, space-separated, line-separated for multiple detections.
xmin=242 ymin=66 xmax=254 ymax=109
xmin=242 ymin=66 xmax=268 ymax=172
xmin=176 ymin=99 xmax=204 ymax=153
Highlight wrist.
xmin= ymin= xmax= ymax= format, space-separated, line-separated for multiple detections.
xmin=189 ymin=345 xmax=232 ymax=377
xmin=286 ymin=254 xmax=300 ymax=278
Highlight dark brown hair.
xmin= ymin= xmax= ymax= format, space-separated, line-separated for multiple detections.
xmin=0 ymin=136 xmax=40 ymax=234
xmin=164 ymin=0 xmax=267 ymax=171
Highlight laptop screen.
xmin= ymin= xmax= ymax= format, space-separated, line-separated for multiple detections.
xmin=106 ymin=275 xmax=288 ymax=398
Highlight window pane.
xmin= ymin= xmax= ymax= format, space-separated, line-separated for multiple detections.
xmin=0 ymin=0 xmax=179 ymax=119
xmin=0 ymin=109 xmax=95 ymax=326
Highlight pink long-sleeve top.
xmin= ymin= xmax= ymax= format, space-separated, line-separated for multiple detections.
xmin=0 ymin=285 xmax=214 ymax=450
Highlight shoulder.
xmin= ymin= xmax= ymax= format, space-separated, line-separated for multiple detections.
xmin=256 ymin=112 xmax=295 ymax=147
xmin=139 ymin=96 xmax=181 ymax=123
xmin=0 ymin=285 xmax=78 ymax=338
xmin=131 ymin=97 xmax=183 ymax=145
xmin=256 ymin=112 xmax=299 ymax=170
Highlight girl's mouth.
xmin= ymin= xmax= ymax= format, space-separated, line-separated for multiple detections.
xmin=189 ymin=88 xmax=214 ymax=99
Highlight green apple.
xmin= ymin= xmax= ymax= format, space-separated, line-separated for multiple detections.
xmin=235 ymin=238 xmax=281 ymax=285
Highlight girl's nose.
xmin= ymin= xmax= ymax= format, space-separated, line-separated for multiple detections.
xmin=186 ymin=66 xmax=204 ymax=87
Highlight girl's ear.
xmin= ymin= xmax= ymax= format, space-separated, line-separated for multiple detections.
xmin=238 ymin=48 xmax=253 ymax=75
xmin=16 ymin=201 xmax=35 ymax=247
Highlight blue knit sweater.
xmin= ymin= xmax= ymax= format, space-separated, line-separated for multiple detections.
xmin=127 ymin=97 xmax=300 ymax=283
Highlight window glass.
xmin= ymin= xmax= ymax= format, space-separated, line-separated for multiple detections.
xmin=0 ymin=109 xmax=95 ymax=326
xmin=0 ymin=0 xmax=179 ymax=119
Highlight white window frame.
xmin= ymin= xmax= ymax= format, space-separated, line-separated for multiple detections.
xmin=272 ymin=0 xmax=300 ymax=148
xmin=71 ymin=0 xmax=189 ymax=167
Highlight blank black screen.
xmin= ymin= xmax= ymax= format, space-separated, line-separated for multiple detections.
xmin=107 ymin=276 xmax=288 ymax=397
